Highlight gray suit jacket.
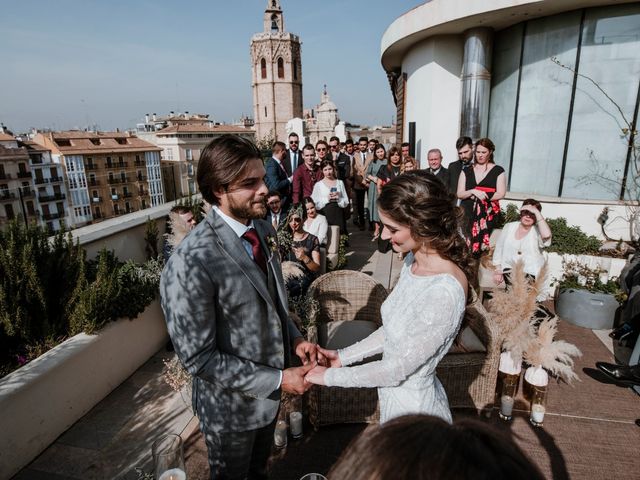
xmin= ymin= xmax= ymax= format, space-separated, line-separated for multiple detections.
xmin=160 ymin=208 xmax=301 ymax=432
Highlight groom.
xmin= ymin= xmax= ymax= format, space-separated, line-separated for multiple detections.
xmin=160 ymin=135 xmax=317 ymax=479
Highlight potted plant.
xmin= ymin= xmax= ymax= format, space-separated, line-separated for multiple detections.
xmin=554 ymin=259 xmax=625 ymax=330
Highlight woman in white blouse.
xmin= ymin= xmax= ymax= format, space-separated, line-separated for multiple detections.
xmin=303 ymin=196 xmax=329 ymax=245
xmin=492 ymin=198 xmax=552 ymax=285
xmin=312 ymin=159 xmax=349 ymax=235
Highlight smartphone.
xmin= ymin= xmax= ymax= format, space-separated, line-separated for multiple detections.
xmin=330 ymin=187 xmax=337 ymax=193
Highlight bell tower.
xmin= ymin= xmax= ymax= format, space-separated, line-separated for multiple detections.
xmin=250 ymin=0 xmax=303 ymax=143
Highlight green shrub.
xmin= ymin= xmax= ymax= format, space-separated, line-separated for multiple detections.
xmin=546 ymin=217 xmax=602 ymax=255
xmin=0 ymin=221 xmax=161 ymax=377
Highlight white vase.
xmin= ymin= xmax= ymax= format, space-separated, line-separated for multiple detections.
xmin=524 ymin=365 xmax=549 ymax=427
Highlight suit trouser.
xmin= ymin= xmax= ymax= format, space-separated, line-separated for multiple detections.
xmin=202 ymin=417 xmax=277 ymax=480
xmin=354 ymin=188 xmax=366 ymax=226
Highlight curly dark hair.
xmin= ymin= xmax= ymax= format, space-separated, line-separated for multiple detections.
xmin=377 ymin=171 xmax=475 ymax=287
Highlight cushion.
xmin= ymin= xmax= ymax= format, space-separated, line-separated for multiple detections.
xmin=318 ymin=320 xmax=382 ymax=364
xmin=448 ymin=326 xmax=487 ymax=354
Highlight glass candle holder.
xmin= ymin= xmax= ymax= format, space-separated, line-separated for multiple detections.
xmin=274 ymin=420 xmax=288 ymax=448
xmin=152 ymin=434 xmax=186 ymax=480
xmin=529 ymin=384 xmax=547 ymax=427
xmin=290 ymin=411 xmax=303 ymax=439
xmin=498 ymin=373 xmax=519 ymax=421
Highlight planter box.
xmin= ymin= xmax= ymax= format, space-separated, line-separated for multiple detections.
xmin=0 ymin=300 xmax=168 ymax=479
xmin=555 ymin=288 xmax=619 ymax=330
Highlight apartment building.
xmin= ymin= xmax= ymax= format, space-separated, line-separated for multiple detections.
xmin=0 ymin=133 xmax=40 ymax=227
xmin=34 ymin=131 xmax=163 ymax=227
xmin=136 ymin=112 xmax=255 ymax=201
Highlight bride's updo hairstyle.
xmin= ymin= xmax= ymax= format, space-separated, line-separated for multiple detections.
xmin=377 ymin=171 xmax=474 ymax=285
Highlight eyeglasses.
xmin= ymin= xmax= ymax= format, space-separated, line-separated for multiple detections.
xmin=289 ymin=141 xmax=299 ymax=145
xmin=329 ymin=144 xmax=339 ymax=149
xmin=290 ymin=217 xmax=302 ymax=223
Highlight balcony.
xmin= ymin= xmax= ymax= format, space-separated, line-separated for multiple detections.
xmin=85 ymin=164 xmax=98 ymax=171
xmin=17 ymin=171 xmax=31 ymax=179
xmin=1 ymin=191 xmax=16 ymax=201
xmin=89 ymin=179 xmax=100 ymax=186
xmin=124 ymin=208 xmax=137 ymax=214
xmin=39 ymin=193 xmax=66 ymax=202
xmin=122 ymin=192 xmax=132 ymax=198
xmin=0 ymin=173 xmax=13 ymax=180
xmin=107 ymin=178 xmax=121 ymax=185
xmin=34 ymin=177 xmax=48 ymax=185
xmin=30 ymin=155 xmax=43 ymax=165
xmin=49 ymin=176 xmax=64 ymax=183
xmin=138 ymin=189 xmax=148 ymax=196
xmin=92 ymin=196 xmax=101 ymax=203
xmin=42 ymin=212 xmax=63 ymax=220
xmin=111 ymin=194 xmax=119 ymax=200
xmin=134 ymin=160 xmax=145 ymax=167
xmin=120 ymin=176 xmax=130 ymax=184
xmin=117 ymin=161 xmax=128 ymax=168
xmin=21 ymin=188 xmax=34 ymax=198
xmin=136 ymin=174 xmax=146 ymax=182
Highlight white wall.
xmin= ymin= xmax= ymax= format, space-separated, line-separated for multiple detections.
xmin=403 ymin=35 xmax=463 ymax=169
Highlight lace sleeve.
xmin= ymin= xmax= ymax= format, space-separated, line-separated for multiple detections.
xmin=325 ymin=281 xmax=463 ymax=388
xmin=337 ymin=327 xmax=385 ymax=366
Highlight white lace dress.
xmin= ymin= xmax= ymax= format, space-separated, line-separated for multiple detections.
xmin=323 ymin=255 xmax=466 ymax=423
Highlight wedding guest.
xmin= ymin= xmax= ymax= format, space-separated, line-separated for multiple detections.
xmin=292 ymin=143 xmax=323 ymax=204
xmin=282 ymin=204 xmax=321 ymax=298
xmin=163 ymin=205 xmax=196 ymax=261
xmin=492 ymin=199 xmax=551 ymax=286
xmin=303 ymin=196 xmax=329 ymax=245
xmin=364 ymin=143 xmax=387 ymax=240
xmin=402 ymin=155 xmax=417 ymax=173
xmin=312 ymin=159 xmax=349 ymax=235
xmin=376 ymin=146 xmax=402 ymax=194
xmin=327 ymin=414 xmax=545 ymax=480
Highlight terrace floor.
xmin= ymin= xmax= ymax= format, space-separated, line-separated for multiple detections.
xmin=14 ymin=227 xmax=640 ymax=480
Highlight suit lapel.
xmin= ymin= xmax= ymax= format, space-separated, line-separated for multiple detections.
xmin=254 ymin=221 xmax=289 ymax=313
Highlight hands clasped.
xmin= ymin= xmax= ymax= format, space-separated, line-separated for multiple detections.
xmin=281 ymin=341 xmax=341 ymax=395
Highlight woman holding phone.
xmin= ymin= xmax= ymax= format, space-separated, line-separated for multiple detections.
xmin=312 ymin=159 xmax=349 ymax=235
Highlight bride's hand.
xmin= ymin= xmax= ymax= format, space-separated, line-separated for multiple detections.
xmin=305 ymin=365 xmax=328 ymax=385
xmin=317 ymin=346 xmax=341 ymax=367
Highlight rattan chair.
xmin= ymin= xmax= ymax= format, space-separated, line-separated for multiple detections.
xmin=306 ymin=270 xmax=388 ymax=428
xmin=436 ymin=289 xmax=502 ymax=415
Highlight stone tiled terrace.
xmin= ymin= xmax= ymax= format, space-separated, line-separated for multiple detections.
xmin=11 ymin=225 xmax=640 ymax=480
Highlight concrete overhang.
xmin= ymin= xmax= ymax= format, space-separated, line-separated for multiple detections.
xmin=381 ymin=0 xmax=637 ymax=72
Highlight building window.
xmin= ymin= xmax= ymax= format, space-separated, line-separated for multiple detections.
xmin=487 ymin=4 xmax=640 ymax=200
xmin=293 ymin=59 xmax=298 ymax=80
xmin=261 ymin=58 xmax=267 ymax=79
xmin=264 ymin=106 xmax=267 ymax=118
xmin=185 ymin=148 xmax=192 ymax=161
xmin=277 ymin=57 xmax=284 ymax=78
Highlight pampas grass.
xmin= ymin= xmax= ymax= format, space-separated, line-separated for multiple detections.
xmin=281 ymin=260 xmax=305 ymax=282
xmin=488 ymin=259 xmax=581 ymax=382
xmin=165 ymin=211 xmax=193 ymax=250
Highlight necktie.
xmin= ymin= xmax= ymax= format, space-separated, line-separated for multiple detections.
xmin=242 ymin=228 xmax=267 ymax=275
xmin=272 ymin=214 xmax=278 ymax=229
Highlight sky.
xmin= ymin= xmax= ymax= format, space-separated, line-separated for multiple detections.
xmin=0 ymin=0 xmax=423 ymax=133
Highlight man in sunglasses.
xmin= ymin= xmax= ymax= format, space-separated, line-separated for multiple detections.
xmin=284 ymin=132 xmax=302 ymax=176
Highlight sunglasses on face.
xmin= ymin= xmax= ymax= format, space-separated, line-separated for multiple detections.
xmin=317 ymin=147 xmax=327 ymax=152
xmin=289 ymin=141 xmax=299 ymax=145
xmin=290 ymin=217 xmax=302 ymax=223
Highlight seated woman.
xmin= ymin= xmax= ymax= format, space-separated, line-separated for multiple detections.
xmin=492 ymin=198 xmax=552 ymax=286
xmin=303 ymin=196 xmax=329 ymax=245
xmin=312 ymin=159 xmax=349 ymax=235
xmin=281 ymin=204 xmax=321 ymax=298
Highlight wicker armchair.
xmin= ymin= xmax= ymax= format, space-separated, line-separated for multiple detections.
xmin=306 ymin=270 xmax=388 ymax=428
xmin=436 ymin=289 xmax=503 ymax=415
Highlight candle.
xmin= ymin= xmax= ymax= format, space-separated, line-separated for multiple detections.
xmin=531 ymin=404 xmax=545 ymax=426
xmin=290 ymin=411 xmax=303 ymax=439
xmin=274 ymin=420 xmax=288 ymax=448
xmin=500 ymin=395 xmax=514 ymax=417
xmin=158 ymin=468 xmax=186 ymax=480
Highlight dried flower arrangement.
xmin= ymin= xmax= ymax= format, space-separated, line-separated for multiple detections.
xmin=488 ymin=260 xmax=582 ymax=383
xmin=162 ymin=356 xmax=191 ymax=392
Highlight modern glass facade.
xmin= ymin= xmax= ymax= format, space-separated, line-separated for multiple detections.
xmin=488 ymin=4 xmax=640 ymax=201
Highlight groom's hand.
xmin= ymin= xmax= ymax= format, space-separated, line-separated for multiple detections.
xmin=282 ymin=363 xmax=315 ymax=395
xmin=293 ymin=338 xmax=317 ymax=365
xmin=304 ymin=365 xmax=327 ymax=386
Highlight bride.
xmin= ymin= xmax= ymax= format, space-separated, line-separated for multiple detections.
xmin=305 ymin=171 xmax=473 ymax=423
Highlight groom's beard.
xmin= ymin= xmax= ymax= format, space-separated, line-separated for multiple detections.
xmin=229 ymin=195 xmax=267 ymax=220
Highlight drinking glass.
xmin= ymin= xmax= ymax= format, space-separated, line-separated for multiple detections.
xmin=152 ymin=434 xmax=186 ymax=480
xmin=299 ymin=474 xmax=327 ymax=480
